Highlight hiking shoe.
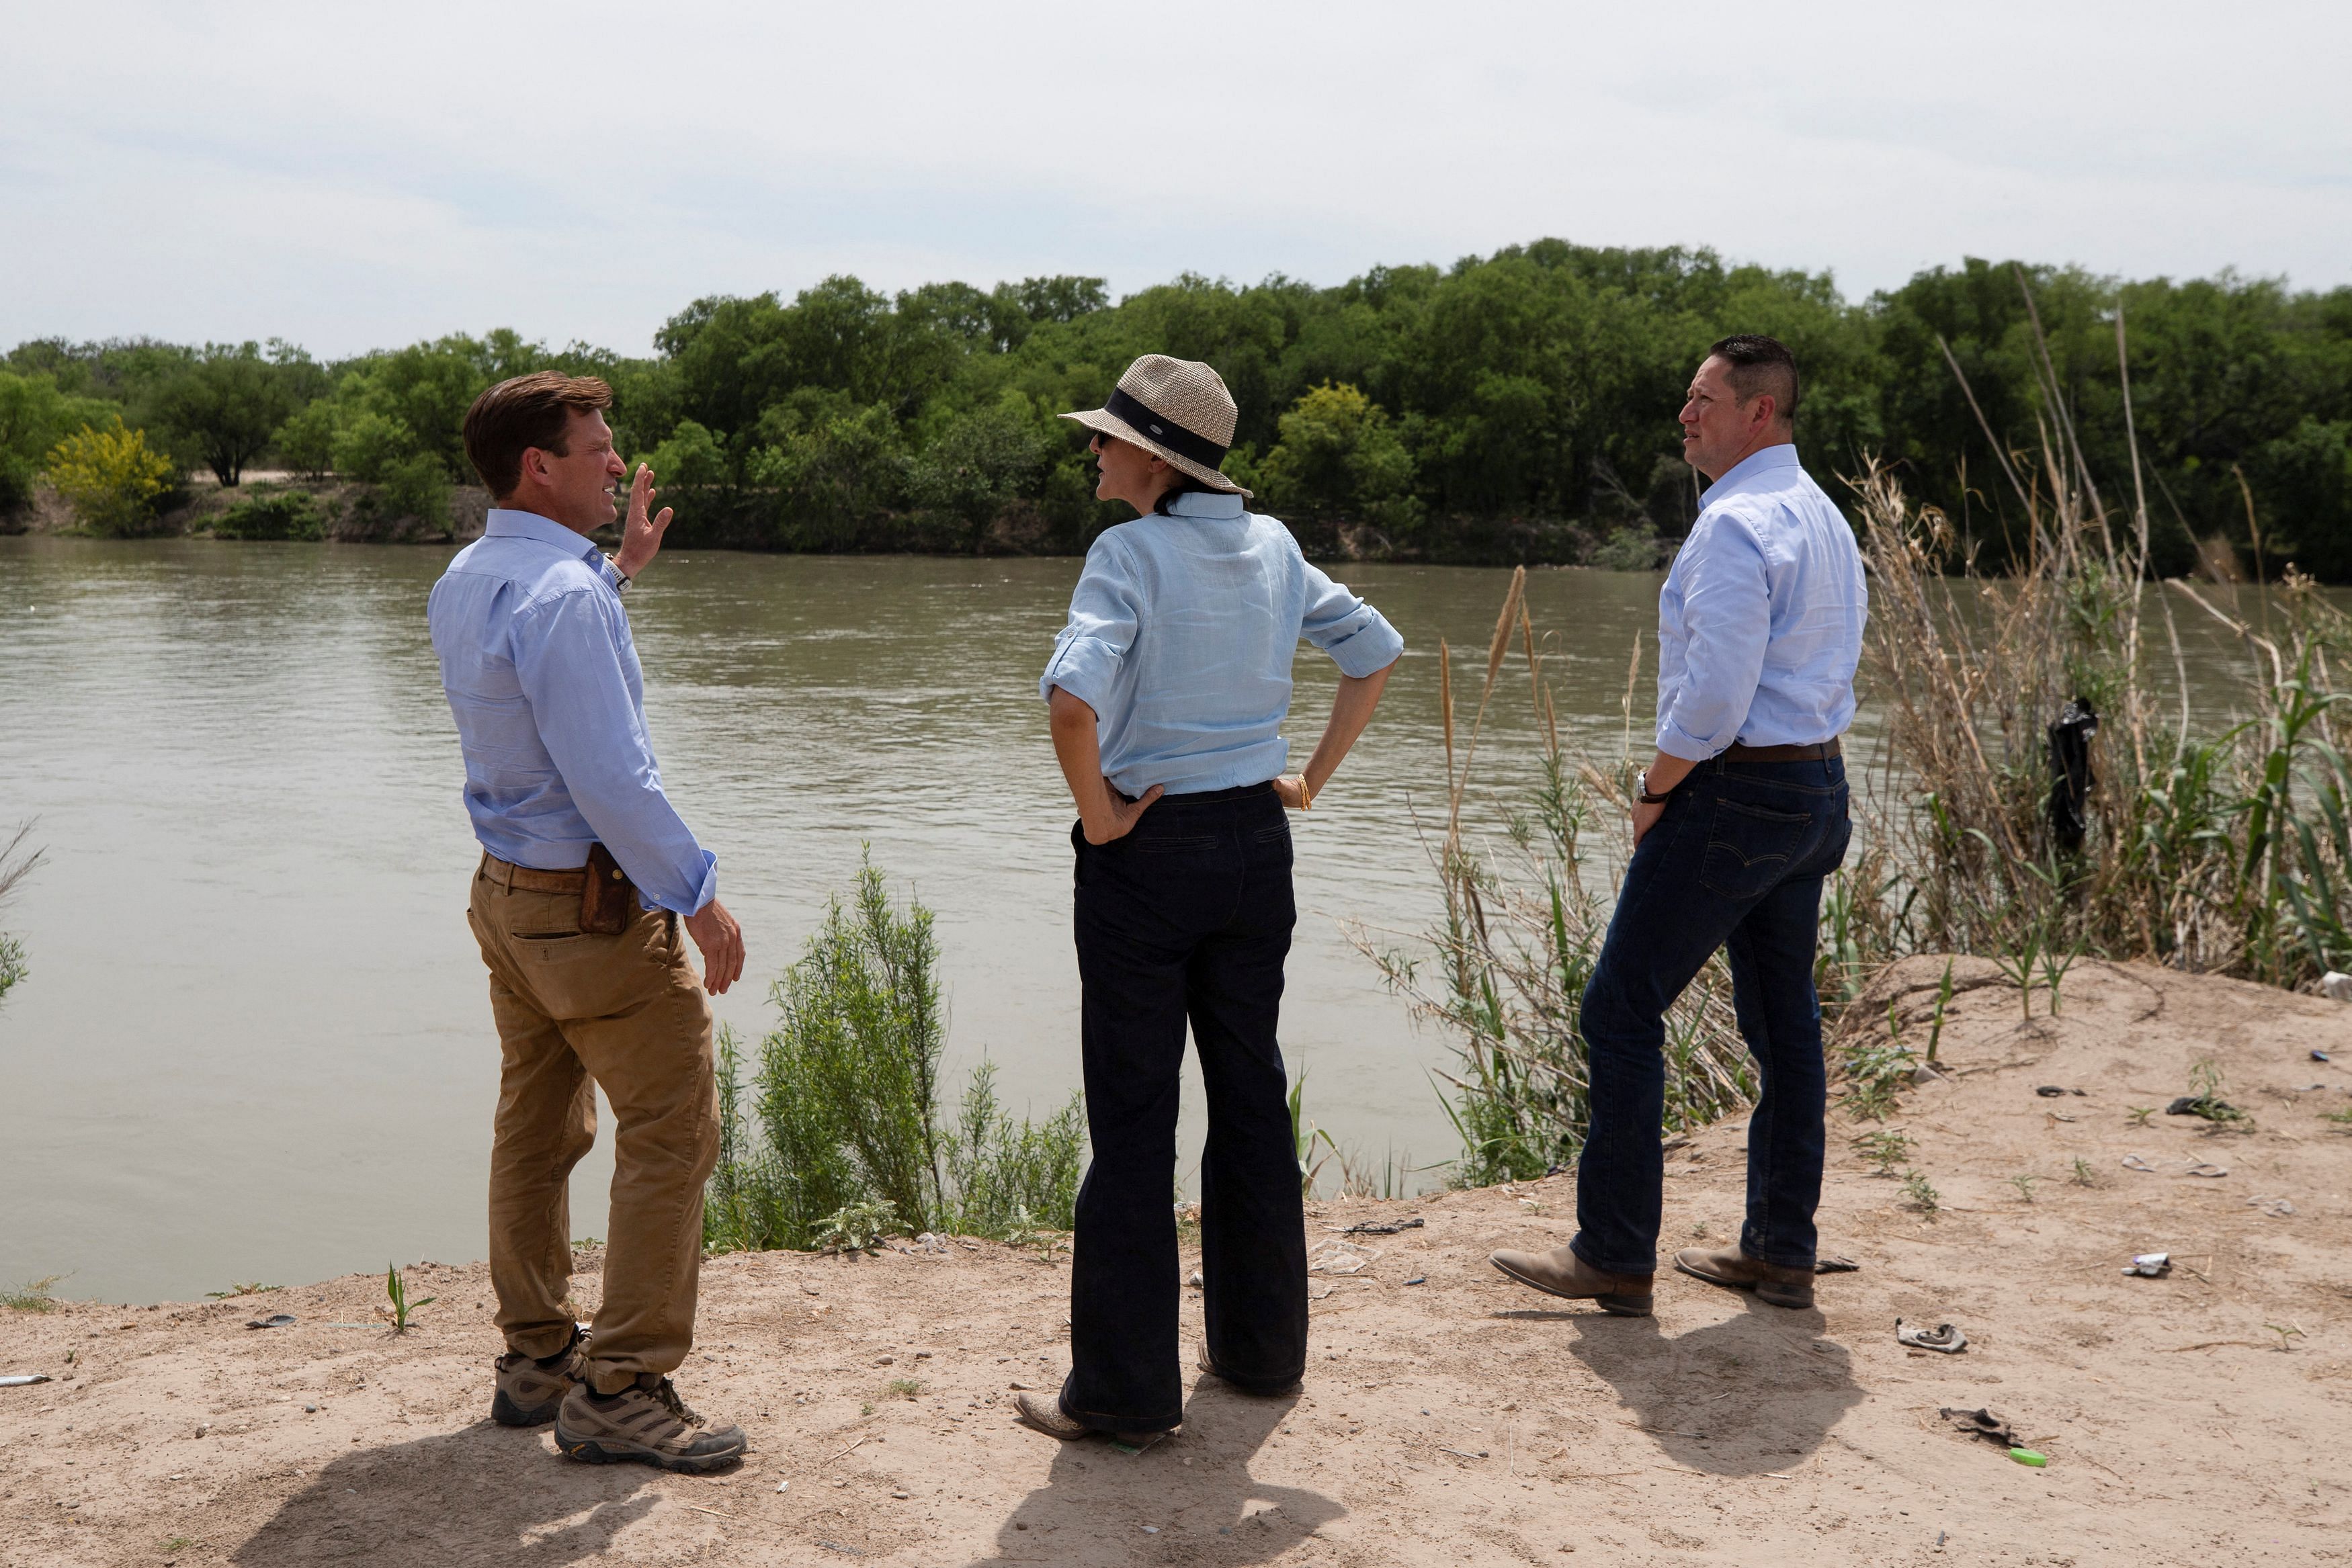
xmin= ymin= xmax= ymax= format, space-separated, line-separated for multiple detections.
xmin=491 ymin=1330 xmax=590 ymax=1428
xmin=1193 ymin=1345 xmax=1302 ymax=1396
xmin=1672 ymin=1245 xmax=1816 ymax=1309
xmin=553 ymin=1375 xmax=747 ymax=1473
xmin=1488 ymin=1245 xmax=1654 ymax=1315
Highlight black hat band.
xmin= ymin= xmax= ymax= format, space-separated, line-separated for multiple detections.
xmin=1103 ymin=387 xmax=1227 ymax=470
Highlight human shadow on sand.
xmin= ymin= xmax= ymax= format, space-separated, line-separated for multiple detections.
xmin=231 ymin=1421 xmax=661 ymax=1567
xmin=1502 ymin=1295 xmax=1859 ymax=1475
xmin=970 ymin=1381 xmax=1342 ymax=1565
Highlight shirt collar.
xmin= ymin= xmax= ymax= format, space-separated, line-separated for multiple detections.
xmin=1699 ymin=442 xmax=1800 ymax=507
xmin=1163 ymin=490 xmax=1247 ymax=520
xmin=485 ymin=508 xmax=601 ymax=560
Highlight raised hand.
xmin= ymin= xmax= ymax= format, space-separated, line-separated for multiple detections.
xmin=614 ymin=463 xmax=675 ymax=581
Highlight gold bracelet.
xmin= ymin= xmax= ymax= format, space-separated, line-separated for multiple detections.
xmin=1297 ymin=773 xmax=1314 ymax=810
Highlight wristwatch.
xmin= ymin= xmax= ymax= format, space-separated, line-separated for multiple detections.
xmin=1636 ymin=769 xmax=1675 ymax=805
xmin=605 ymin=556 xmax=633 ymax=595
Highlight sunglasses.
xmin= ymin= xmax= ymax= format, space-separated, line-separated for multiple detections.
xmin=1089 ymin=429 xmax=1122 ymax=453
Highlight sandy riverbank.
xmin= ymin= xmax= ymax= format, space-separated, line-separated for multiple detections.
xmin=3 ymin=957 xmax=2349 ymax=1566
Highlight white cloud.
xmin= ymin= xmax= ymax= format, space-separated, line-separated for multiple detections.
xmin=5 ymin=0 xmax=2345 ymax=355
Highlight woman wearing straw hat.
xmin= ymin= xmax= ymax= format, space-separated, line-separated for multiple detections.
xmin=1019 ymin=354 xmax=1404 ymax=1444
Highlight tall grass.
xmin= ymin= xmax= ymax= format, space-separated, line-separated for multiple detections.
xmin=1859 ymin=278 xmax=2352 ymax=988
xmin=704 ymin=851 xmax=1084 ymax=1253
xmin=1357 ymin=569 xmax=1755 ymax=1186
xmin=1372 ymin=272 xmax=2352 ymax=1184
xmin=0 ymin=821 xmax=43 ymax=1008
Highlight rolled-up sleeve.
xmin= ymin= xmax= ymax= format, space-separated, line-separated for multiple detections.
xmin=1039 ymin=535 xmax=1140 ymax=711
xmin=1299 ymin=560 xmax=1404 ymax=677
xmin=510 ymin=591 xmax=718 ymax=915
xmin=1656 ymin=510 xmax=1770 ymax=760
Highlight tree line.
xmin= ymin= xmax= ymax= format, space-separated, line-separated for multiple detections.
xmin=4 ymin=239 xmax=2347 ymax=574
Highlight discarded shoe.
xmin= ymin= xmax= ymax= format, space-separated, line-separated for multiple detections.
xmin=1897 ymin=1319 xmax=1968 ymax=1353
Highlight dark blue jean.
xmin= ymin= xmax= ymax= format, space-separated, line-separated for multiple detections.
xmin=1571 ymin=755 xmax=1852 ymax=1276
xmin=1063 ymin=784 xmax=1307 ymax=1432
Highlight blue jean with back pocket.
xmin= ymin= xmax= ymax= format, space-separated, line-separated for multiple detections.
xmin=1570 ymin=756 xmax=1852 ymax=1276
xmin=1061 ymin=783 xmax=1307 ymax=1432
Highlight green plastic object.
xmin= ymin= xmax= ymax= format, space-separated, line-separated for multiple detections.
xmin=2008 ymin=1448 xmax=2048 ymax=1467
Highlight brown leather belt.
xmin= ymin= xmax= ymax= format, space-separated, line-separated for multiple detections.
xmin=1721 ymin=739 xmax=1841 ymax=763
xmin=477 ymin=851 xmax=589 ymax=894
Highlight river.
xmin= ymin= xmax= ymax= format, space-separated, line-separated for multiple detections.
xmin=3 ymin=538 xmax=1724 ymax=1304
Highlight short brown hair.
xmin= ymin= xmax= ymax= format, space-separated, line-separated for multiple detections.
xmin=462 ymin=372 xmax=614 ymax=498
xmin=1707 ymin=335 xmax=1799 ymax=425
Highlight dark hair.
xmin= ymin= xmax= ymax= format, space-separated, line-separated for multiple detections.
xmin=1152 ymin=471 xmax=1217 ymax=515
xmin=462 ymin=372 xmax=614 ymax=498
xmin=1706 ymin=335 xmax=1799 ymax=425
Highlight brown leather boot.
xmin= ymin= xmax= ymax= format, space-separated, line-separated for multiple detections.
xmin=1488 ymin=1245 xmax=1654 ymax=1316
xmin=1671 ymin=1245 xmax=1815 ymax=1309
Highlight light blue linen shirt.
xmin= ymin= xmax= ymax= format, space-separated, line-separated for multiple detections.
xmin=427 ymin=508 xmax=717 ymax=915
xmin=1040 ymin=491 xmax=1405 ymax=795
xmin=1654 ymin=444 xmax=1867 ymax=761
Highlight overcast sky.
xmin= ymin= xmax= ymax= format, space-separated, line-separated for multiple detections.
xmin=6 ymin=1 xmax=2346 ymax=359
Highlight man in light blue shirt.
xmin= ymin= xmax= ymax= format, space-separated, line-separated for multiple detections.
xmin=428 ymin=372 xmax=747 ymax=1475
xmin=1493 ymin=335 xmax=1864 ymax=1317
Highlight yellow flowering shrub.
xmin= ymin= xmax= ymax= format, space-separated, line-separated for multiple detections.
xmin=44 ymin=418 xmax=176 ymax=535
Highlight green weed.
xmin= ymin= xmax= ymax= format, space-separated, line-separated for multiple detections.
xmin=2 ymin=1273 xmax=64 ymax=1312
xmin=2009 ymin=1173 xmax=2040 ymax=1203
xmin=885 ymin=1378 xmax=924 ymax=1399
xmin=814 ymin=1200 xmax=903 ymax=1256
xmin=2322 ymin=1105 xmax=2352 ymax=1129
xmin=2070 ymin=1157 xmax=2097 ymax=1186
xmin=2127 ymin=1106 xmax=2156 ymax=1127
xmin=703 ymin=853 xmax=1083 ymax=1254
xmin=1899 ymin=1170 xmax=1941 ymax=1215
xmin=1839 ymin=1035 xmax=1916 ymax=1122
xmin=1290 ymin=1072 xmax=1340 ymax=1196
xmin=385 ymin=1264 xmax=435 ymax=1333
xmin=1853 ymin=1129 xmax=1915 ymax=1176
xmin=205 ymin=1281 xmax=280 ymax=1299
xmin=2179 ymin=1059 xmax=2251 ymax=1125
xmin=1924 ymin=957 xmax=1957 ymax=1067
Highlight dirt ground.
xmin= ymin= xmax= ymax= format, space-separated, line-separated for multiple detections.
xmin=4 ymin=957 xmax=2349 ymax=1567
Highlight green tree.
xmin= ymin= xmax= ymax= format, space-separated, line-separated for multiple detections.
xmin=905 ymin=396 xmax=1050 ymax=548
xmin=0 ymin=369 xmax=116 ymax=511
xmin=271 ymin=400 xmax=340 ymax=480
xmin=1259 ymin=382 xmax=1421 ymax=534
xmin=331 ymin=410 xmax=421 ymax=483
xmin=153 ymin=342 xmax=303 ymax=486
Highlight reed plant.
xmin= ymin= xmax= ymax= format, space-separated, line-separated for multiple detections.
xmin=704 ymin=851 xmax=1084 ymax=1254
xmin=1855 ymin=277 xmax=2352 ymax=988
xmin=1357 ymin=568 xmax=1755 ymax=1186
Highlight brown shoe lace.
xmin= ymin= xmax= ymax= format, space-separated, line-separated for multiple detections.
xmin=650 ymin=1377 xmax=704 ymax=1429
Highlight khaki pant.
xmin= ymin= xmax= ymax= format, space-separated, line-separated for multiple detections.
xmin=466 ymin=857 xmax=720 ymax=1394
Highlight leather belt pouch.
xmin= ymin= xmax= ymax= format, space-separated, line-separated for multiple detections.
xmin=580 ymin=843 xmax=636 ymax=935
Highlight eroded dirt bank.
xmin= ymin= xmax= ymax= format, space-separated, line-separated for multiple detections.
xmin=3 ymin=958 xmax=2349 ymax=1566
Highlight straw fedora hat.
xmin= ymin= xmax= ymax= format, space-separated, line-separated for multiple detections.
xmin=1061 ymin=354 xmax=1252 ymax=497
